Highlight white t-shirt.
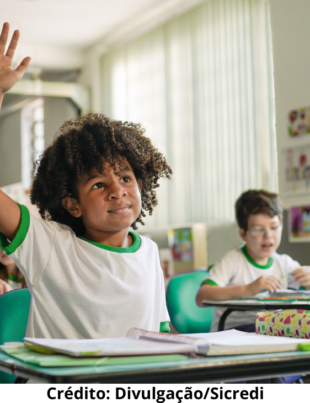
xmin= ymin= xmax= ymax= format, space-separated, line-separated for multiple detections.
xmin=203 ymin=245 xmax=301 ymax=332
xmin=0 ymin=205 xmax=170 ymax=339
xmin=7 ymin=275 xmax=23 ymax=290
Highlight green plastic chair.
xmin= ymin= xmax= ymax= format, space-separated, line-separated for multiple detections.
xmin=166 ymin=271 xmax=214 ymax=334
xmin=0 ymin=289 xmax=31 ymax=383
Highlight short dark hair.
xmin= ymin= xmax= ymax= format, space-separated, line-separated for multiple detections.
xmin=235 ymin=189 xmax=283 ymax=231
xmin=30 ymin=113 xmax=172 ymax=236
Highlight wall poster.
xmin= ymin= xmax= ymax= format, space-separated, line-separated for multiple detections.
xmin=288 ymin=107 xmax=310 ymax=137
xmin=289 ymin=205 xmax=310 ymax=242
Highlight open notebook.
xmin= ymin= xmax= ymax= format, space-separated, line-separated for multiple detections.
xmin=24 ymin=328 xmax=310 ymax=357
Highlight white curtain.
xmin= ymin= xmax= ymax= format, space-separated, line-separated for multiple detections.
xmin=101 ymin=0 xmax=277 ymax=228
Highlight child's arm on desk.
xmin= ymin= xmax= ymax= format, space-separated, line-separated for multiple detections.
xmin=0 ymin=22 xmax=31 ymax=240
xmin=196 ymin=275 xmax=282 ymax=306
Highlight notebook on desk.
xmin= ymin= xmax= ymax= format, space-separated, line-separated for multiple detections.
xmin=269 ymin=290 xmax=310 ymax=299
xmin=23 ymin=328 xmax=310 ymax=357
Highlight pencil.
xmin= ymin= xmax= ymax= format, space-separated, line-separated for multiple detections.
xmin=281 ymin=273 xmax=293 ymax=280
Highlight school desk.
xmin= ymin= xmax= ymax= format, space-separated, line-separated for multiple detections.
xmin=202 ymin=299 xmax=310 ymax=331
xmin=1 ymin=349 xmax=310 ymax=383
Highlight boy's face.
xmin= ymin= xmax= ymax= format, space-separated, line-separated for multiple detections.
xmin=239 ymin=214 xmax=282 ymax=263
xmin=64 ymin=157 xmax=142 ymax=236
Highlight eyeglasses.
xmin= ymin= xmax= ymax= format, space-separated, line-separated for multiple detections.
xmin=247 ymin=225 xmax=283 ymax=237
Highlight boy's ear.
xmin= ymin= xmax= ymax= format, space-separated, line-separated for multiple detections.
xmin=137 ymin=179 xmax=142 ymax=193
xmin=61 ymin=197 xmax=82 ymax=218
xmin=239 ymin=227 xmax=247 ymax=242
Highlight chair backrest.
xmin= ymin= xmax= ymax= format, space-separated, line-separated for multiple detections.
xmin=166 ymin=271 xmax=213 ymax=334
xmin=0 ymin=289 xmax=31 ymax=383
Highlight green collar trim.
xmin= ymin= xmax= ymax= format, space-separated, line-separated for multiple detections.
xmin=241 ymin=245 xmax=273 ymax=269
xmin=0 ymin=204 xmax=30 ymax=256
xmin=8 ymin=274 xmax=23 ymax=284
xmin=79 ymin=231 xmax=141 ymax=253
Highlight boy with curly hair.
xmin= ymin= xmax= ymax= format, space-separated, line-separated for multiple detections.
xmin=0 ymin=23 xmax=172 ymax=339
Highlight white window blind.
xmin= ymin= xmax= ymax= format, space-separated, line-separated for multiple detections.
xmin=101 ymin=0 xmax=277 ymax=228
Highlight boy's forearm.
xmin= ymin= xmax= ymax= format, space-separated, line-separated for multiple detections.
xmin=0 ymin=189 xmax=21 ymax=240
xmin=196 ymin=284 xmax=250 ymax=306
xmin=0 ymin=92 xmax=4 ymax=110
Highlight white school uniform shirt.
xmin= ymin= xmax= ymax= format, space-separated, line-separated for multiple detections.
xmin=0 ymin=205 xmax=170 ymax=339
xmin=7 ymin=275 xmax=23 ymax=290
xmin=203 ymin=245 xmax=301 ymax=332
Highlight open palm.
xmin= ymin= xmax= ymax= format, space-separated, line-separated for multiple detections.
xmin=0 ymin=22 xmax=31 ymax=94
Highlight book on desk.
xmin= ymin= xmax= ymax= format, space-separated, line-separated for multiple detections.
xmin=22 ymin=328 xmax=310 ymax=358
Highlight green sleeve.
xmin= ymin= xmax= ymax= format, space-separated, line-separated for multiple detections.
xmin=201 ymin=279 xmax=218 ymax=286
xmin=0 ymin=204 xmax=30 ymax=255
xmin=160 ymin=321 xmax=170 ymax=333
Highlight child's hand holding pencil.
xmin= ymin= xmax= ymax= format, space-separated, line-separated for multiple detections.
xmin=290 ymin=267 xmax=310 ymax=287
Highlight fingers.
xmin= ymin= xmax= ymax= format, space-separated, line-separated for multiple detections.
xmin=292 ymin=268 xmax=310 ymax=285
xmin=293 ymin=273 xmax=310 ymax=286
xmin=267 ymin=276 xmax=282 ymax=289
xmin=5 ymin=29 xmax=20 ymax=59
xmin=292 ymin=268 xmax=303 ymax=276
xmin=262 ymin=276 xmax=281 ymax=292
xmin=15 ymin=57 xmax=31 ymax=77
xmin=0 ymin=22 xmax=9 ymax=55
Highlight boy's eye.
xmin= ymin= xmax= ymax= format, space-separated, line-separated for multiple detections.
xmin=121 ymin=176 xmax=131 ymax=183
xmin=92 ymin=182 xmax=105 ymax=189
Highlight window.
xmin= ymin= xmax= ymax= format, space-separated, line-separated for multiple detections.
xmin=21 ymin=98 xmax=45 ymax=189
xmin=101 ymin=0 xmax=277 ymax=227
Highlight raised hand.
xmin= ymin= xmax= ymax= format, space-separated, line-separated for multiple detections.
xmin=0 ymin=22 xmax=31 ymax=95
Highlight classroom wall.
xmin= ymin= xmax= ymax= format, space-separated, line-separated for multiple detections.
xmin=269 ymin=0 xmax=310 ymax=208
xmin=44 ymin=98 xmax=79 ymax=147
xmin=0 ymin=110 xmax=22 ymax=187
xmin=269 ymin=0 xmax=310 ymax=261
xmin=140 ymin=222 xmax=241 ymax=267
xmin=277 ymin=210 xmax=309 ymax=265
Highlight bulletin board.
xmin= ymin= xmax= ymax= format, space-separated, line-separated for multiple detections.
xmin=280 ymin=106 xmax=310 ymax=243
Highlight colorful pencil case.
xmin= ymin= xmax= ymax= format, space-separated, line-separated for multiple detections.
xmin=255 ymin=309 xmax=310 ymax=338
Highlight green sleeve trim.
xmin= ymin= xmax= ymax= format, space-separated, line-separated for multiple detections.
xmin=241 ymin=245 xmax=273 ymax=269
xmin=159 ymin=321 xmax=170 ymax=333
xmin=79 ymin=231 xmax=141 ymax=253
xmin=202 ymin=279 xmax=218 ymax=286
xmin=0 ymin=204 xmax=30 ymax=256
xmin=300 ymin=286 xmax=306 ymax=291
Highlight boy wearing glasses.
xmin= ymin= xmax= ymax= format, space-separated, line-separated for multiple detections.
xmin=196 ymin=189 xmax=310 ymax=331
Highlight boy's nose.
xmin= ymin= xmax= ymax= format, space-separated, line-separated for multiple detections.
xmin=263 ymin=228 xmax=272 ymax=238
xmin=108 ymin=182 xmax=127 ymax=199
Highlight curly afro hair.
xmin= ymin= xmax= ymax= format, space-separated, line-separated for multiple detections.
xmin=30 ymin=113 xmax=172 ymax=236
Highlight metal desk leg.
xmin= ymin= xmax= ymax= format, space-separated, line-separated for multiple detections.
xmin=218 ymin=308 xmax=234 ymax=331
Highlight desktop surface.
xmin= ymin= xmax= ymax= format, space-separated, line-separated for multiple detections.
xmin=1 ymin=349 xmax=310 ymax=383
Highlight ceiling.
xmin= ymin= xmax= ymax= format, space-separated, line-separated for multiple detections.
xmin=1 ymin=0 xmax=204 ymax=49
xmin=1 ymin=0 xmax=206 ymax=72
